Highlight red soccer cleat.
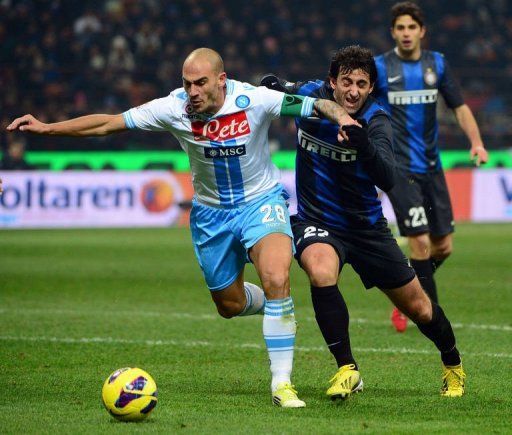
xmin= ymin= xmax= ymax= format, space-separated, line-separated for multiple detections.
xmin=391 ymin=307 xmax=408 ymax=332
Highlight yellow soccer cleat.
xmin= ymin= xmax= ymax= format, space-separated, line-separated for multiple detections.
xmin=272 ymin=382 xmax=306 ymax=408
xmin=327 ymin=364 xmax=363 ymax=400
xmin=441 ymin=364 xmax=466 ymax=397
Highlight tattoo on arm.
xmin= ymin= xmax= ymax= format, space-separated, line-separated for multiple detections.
xmin=313 ymin=99 xmax=348 ymax=125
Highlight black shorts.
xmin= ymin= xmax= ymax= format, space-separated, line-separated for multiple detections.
xmin=386 ymin=169 xmax=454 ymax=237
xmin=291 ymin=216 xmax=416 ymax=290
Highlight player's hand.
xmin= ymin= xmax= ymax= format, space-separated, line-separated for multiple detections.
xmin=337 ymin=116 xmax=361 ymax=142
xmin=6 ymin=114 xmax=48 ymax=134
xmin=0 ymin=178 xmax=3 ymax=196
xmin=341 ymin=119 xmax=369 ymax=148
xmin=470 ymin=144 xmax=488 ymax=167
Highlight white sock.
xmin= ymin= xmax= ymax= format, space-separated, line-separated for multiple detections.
xmin=238 ymin=282 xmax=265 ymax=316
xmin=263 ymin=297 xmax=296 ymax=392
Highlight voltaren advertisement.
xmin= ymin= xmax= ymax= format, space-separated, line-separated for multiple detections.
xmin=1 ymin=169 xmax=511 ymax=228
xmin=0 ymin=171 xmax=185 ymax=228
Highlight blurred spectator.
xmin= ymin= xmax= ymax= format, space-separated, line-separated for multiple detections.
xmin=2 ymin=0 xmax=511 ymax=151
xmin=1 ymin=134 xmax=33 ymax=170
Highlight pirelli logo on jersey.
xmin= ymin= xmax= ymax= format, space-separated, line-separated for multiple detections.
xmin=192 ymin=111 xmax=251 ymax=142
xmin=204 ymin=145 xmax=247 ymax=159
xmin=387 ymin=89 xmax=438 ymax=105
xmin=298 ymin=129 xmax=356 ymax=163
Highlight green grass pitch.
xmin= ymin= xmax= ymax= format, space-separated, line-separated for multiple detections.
xmin=1 ymin=224 xmax=511 ymax=433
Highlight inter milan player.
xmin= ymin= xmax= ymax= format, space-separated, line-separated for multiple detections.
xmin=262 ymin=45 xmax=466 ymax=398
xmin=373 ymin=2 xmax=488 ymax=332
xmin=7 ymin=48 xmax=359 ymax=408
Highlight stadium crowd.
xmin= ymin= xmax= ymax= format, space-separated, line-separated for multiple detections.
xmin=1 ymin=0 xmax=511 ymax=152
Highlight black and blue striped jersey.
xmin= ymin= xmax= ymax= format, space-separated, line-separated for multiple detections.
xmin=262 ymin=77 xmax=395 ymax=231
xmin=373 ymin=49 xmax=464 ymax=174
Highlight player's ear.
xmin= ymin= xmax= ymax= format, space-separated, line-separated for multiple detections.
xmin=329 ymin=75 xmax=337 ymax=90
xmin=420 ymin=25 xmax=426 ymax=39
xmin=218 ymin=71 xmax=227 ymax=87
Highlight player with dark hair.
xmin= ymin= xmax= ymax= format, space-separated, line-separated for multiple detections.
xmin=262 ymin=45 xmax=466 ymax=399
xmin=7 ymin=47 xmax=360 ymax=408
xmin=373 ymin=1 xmax=488 ymax=332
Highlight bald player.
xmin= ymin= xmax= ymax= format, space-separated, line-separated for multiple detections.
xmin=8 ymin=47 xmax=360 ymax=408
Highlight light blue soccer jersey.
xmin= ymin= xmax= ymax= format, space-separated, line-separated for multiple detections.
xmin=124 ymin=80 xmax=304 ymax=207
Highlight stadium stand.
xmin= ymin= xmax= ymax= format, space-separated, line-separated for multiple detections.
xmin=1 ymin=0 xmax=511 ymax=152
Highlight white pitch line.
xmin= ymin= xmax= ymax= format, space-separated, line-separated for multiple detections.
xmin=0 ymin=335 xmax=511 ymax=360
xmin=1 ymin=307 xmax=511 ymax=333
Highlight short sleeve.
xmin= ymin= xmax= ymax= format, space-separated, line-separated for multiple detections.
xmin=254 ymin=86 xmax=286 ymax=119
xmin=123 ymin=94 xmax=180 ymax=132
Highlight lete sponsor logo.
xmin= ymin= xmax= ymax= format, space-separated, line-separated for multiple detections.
xmin=191 ymin=111 xmax=250 ymax=142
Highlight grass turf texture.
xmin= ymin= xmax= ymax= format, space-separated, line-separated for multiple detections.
xmin=1 ymin=224 xmax=511 ymax=434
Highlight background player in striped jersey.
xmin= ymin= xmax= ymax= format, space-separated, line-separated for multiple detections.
xmin=7 ymin=47 xmax=359 ymax=408
xmin=373 ymin=2 xmax=489 ymax=332
xmin=262 ymin=45 xmax=466 ymax=398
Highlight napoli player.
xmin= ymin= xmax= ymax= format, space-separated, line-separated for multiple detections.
xmin=7 ymin=48 xmax=359 ymax=407
xmin=262 ymin=45 xmax=466 ymax=398
xmin=373 ymin=2 xmax=489 ymax=333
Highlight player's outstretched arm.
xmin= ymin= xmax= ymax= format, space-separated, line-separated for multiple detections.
xmin=453 ymin=104 xmax=489 ymax=166
xmin=6 ymin=114 xmax=127 ymax=137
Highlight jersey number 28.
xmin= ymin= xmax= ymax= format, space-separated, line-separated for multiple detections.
xmin=260 ymin=204 xmax=287 ymax=223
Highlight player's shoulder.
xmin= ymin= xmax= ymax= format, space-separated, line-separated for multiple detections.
xmin=374 ymin=49 xmax=395 ymax=63
xmin=422 ymin=49 xmax=445 ymax=58
xmin=226 ymin=79 xmax=285 ymax=112
xmin=295 ymin=79 xmax=325 ymax=97
xmin=361 ymin=96 xmax=390 ymax=120
xmin=422 ymin=49 xmax=449 ymax=67
xmin=131 ymin=88 xmax=185 ymax=114
xmin=228 ymin=79 xmax=259 ymax=95
xmin=160 ymin=88 xmax=188 ymax=109
xmin=228 ymin=78 xmax=277 ymax=103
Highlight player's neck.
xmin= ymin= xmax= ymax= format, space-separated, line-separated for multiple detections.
xmin=394 ymin=46 xmax=422 ymax=61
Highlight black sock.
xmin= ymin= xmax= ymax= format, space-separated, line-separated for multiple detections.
xmin=430 ymin=257 xmax=446 ymax=273
xmin=311 ymin=285 xmax=356 ymax=368
xmin=416 ymin=303 xmax=461 ymax=366
xmin=410 ymin=259 xmax=438 ymax=303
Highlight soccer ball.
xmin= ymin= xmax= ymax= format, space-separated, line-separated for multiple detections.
xmin=101 ymin=367 xmax=158 ymax=422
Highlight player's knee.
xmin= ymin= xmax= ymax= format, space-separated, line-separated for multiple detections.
xmin=258 ymin=267 xmax=289 ymax=297
xmin=407 ymin=298 xmax=432 ymax=323
xmin=308 ymin=265 xmax=338 ymax=287
xmin=433 ymin=241 xmax=452 ymax=259
xmin=215 ymin=299 xmax=245 ymax=319
xmin=301 ymin=248 xmax=338 ymax=287
xmin=409 ymin=234 xmax=431 ymax=258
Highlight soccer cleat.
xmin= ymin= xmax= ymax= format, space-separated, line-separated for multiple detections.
xmin=391 ymin=307 xmax=408 ymax=332
xmin=441 ymin=364 xmax=466 ymax=397
xmin=272 ymin=382 xmax=306 ymax=408
xmin=326 ymin=364 xmax=363 ymax=400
